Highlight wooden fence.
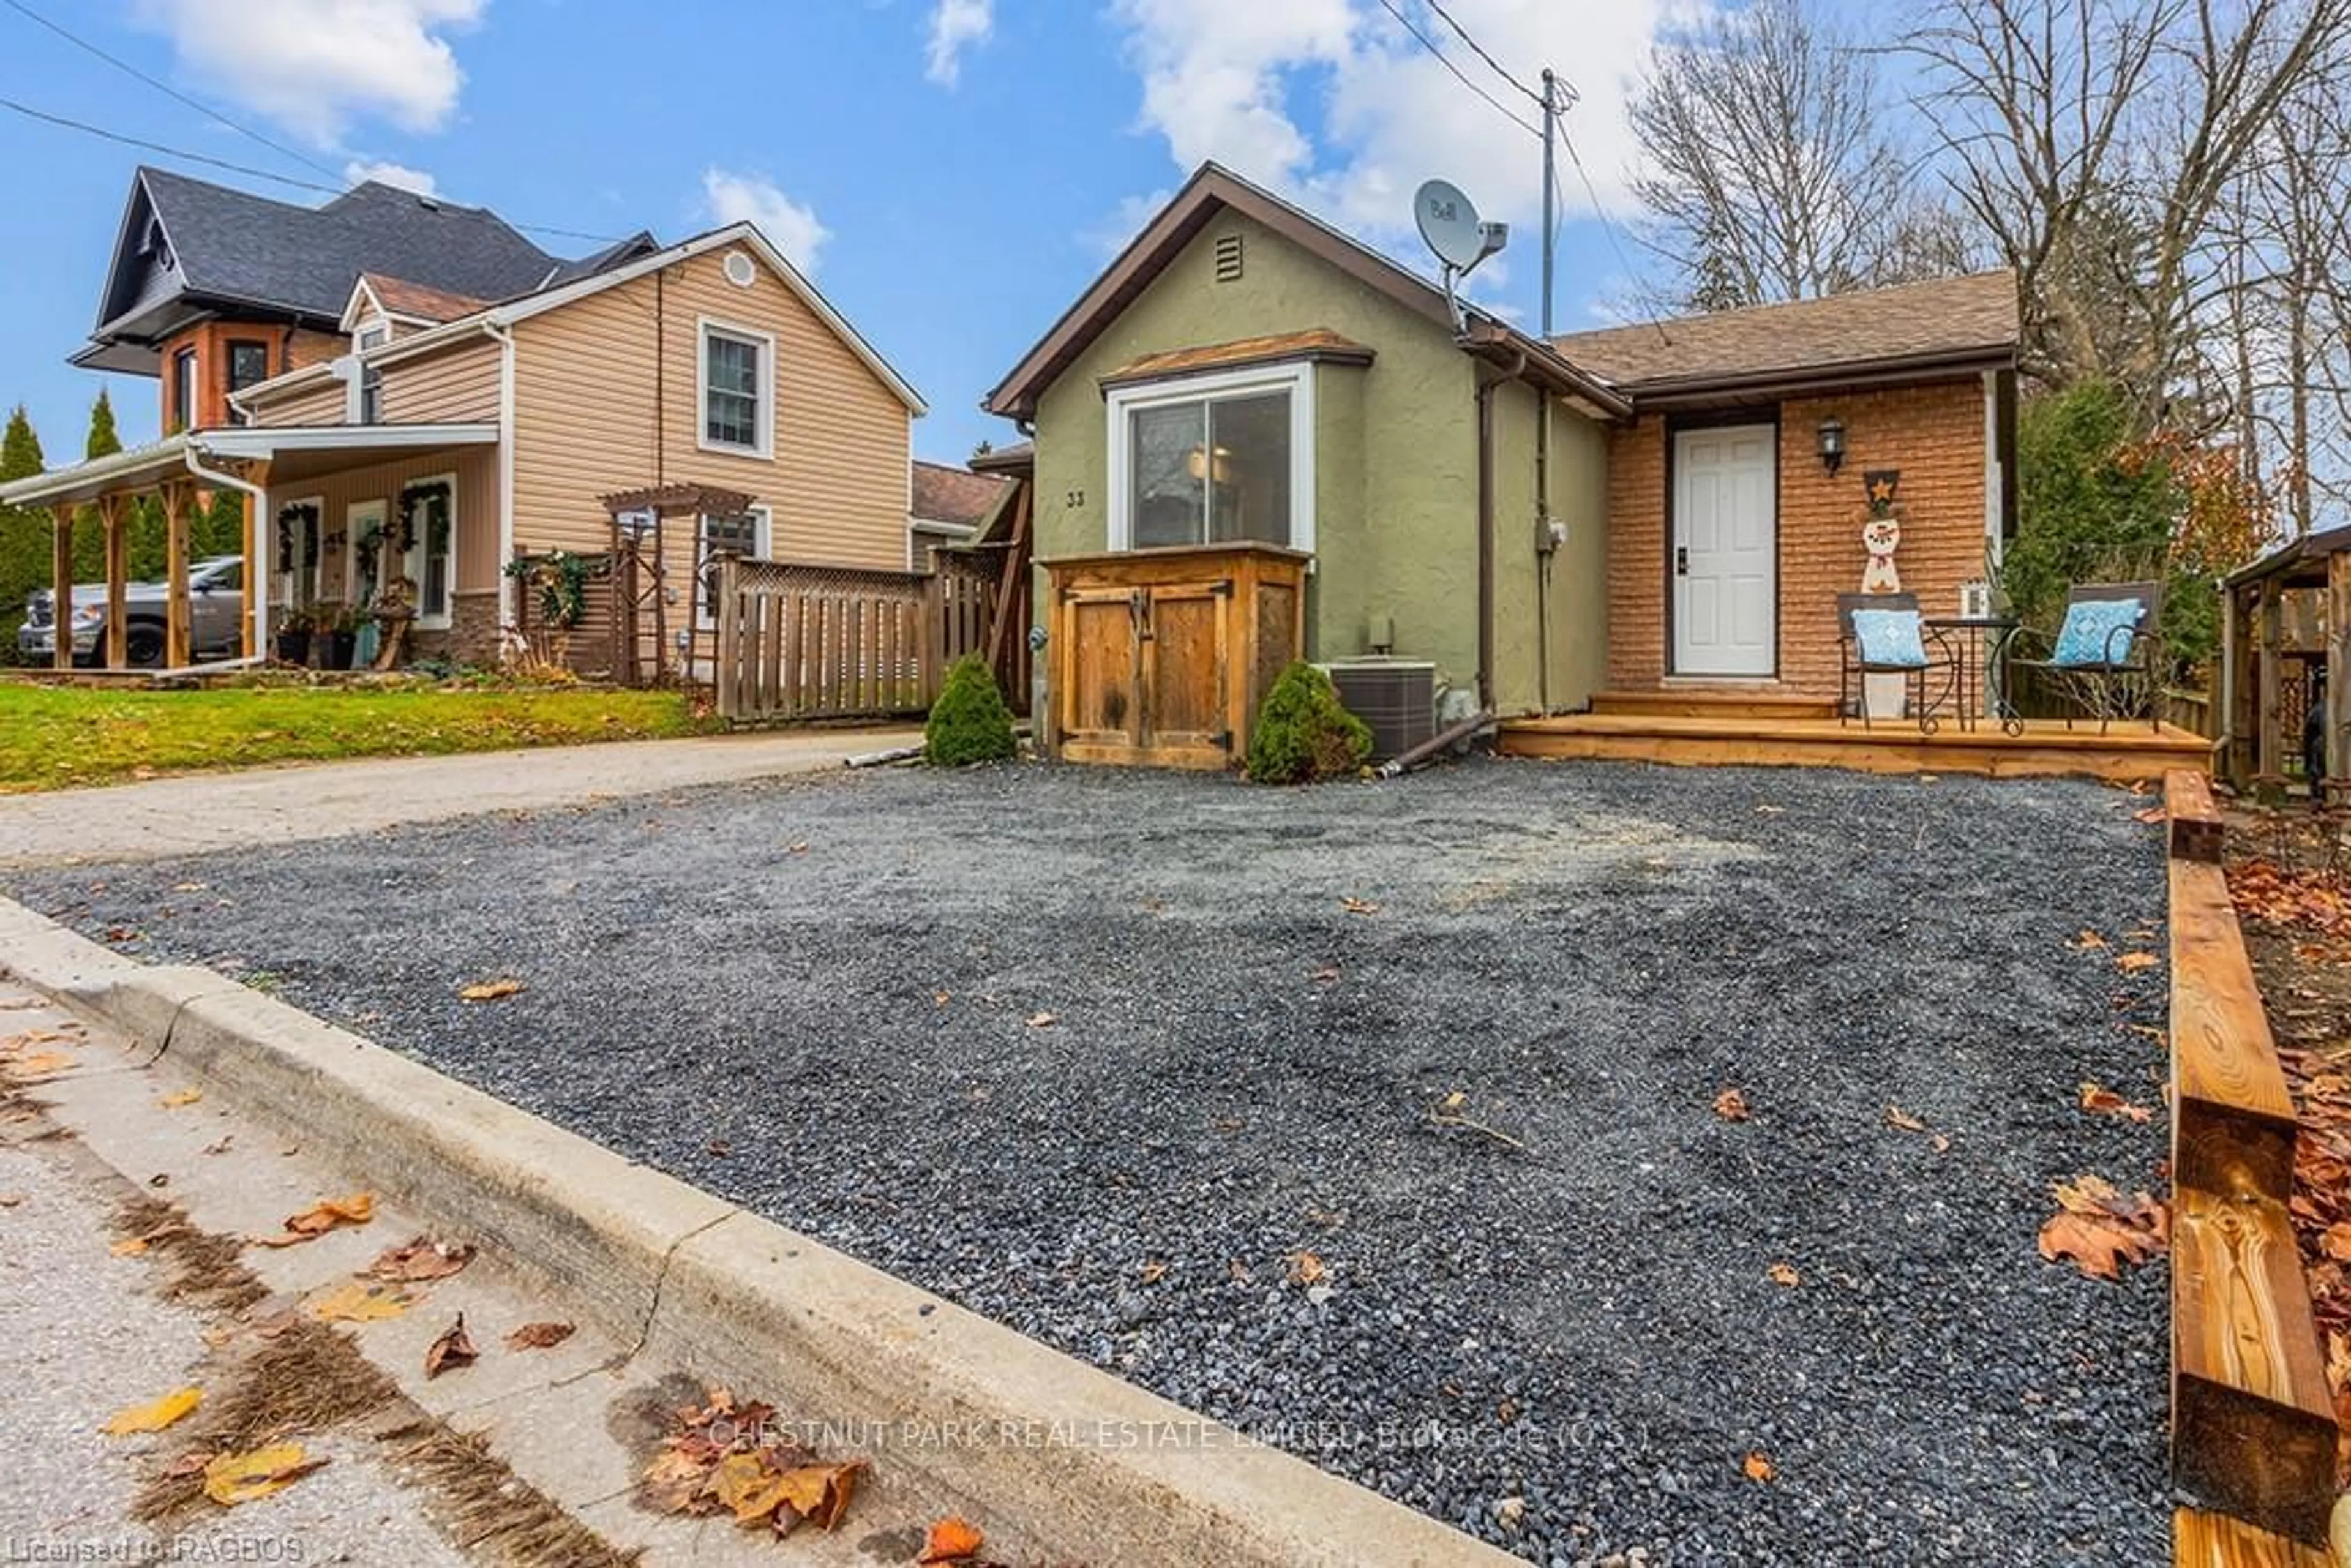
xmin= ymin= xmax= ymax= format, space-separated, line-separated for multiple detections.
xmin=710 ymin=557 xmax=997 ymax=724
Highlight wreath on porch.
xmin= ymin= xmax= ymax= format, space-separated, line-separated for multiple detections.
xmin=394 ymin=479 xmax=452 ymax=557
xmin=274 ymin=502 xmax=320 ymax=576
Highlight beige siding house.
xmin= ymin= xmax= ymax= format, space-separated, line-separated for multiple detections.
xmin=231 ymin=223 xmax=924 ymax=666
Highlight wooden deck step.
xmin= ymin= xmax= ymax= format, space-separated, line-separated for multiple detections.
xmin=1588 ymin=689 xmax=1839 ymax=721
xmin=2172 ymin=1187 xmax=2339 ymax=1544
xmin=2175 ymin=1508 xmax=2333 ymax=1566
xmin=1499 ymin=713 xmax=2214 ymax=784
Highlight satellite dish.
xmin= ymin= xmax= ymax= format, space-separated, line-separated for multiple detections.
xmin=1415 ymin=179 xmax=1488 ymax=271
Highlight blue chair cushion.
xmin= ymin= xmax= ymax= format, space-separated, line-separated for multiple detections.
xmin=1850 ymin=607 xmax=1928 ymax=669
xmin=2052 ymin=599 xmax=2143 ymax=667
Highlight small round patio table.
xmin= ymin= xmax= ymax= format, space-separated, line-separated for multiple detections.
xmin=1924 ymin=616 xmax=2025 ymax=735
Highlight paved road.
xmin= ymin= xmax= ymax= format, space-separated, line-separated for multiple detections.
xmin=0 ymin=728 xmax=920 ymax=869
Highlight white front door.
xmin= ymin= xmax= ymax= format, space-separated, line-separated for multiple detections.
xmin=1671 ymin=424 xmax=1777 ymax=677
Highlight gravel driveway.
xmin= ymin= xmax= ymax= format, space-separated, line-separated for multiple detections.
xmin=12 ymin=759 xmax=2172 ymax=1566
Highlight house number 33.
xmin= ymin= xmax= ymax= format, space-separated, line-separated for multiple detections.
xmin=1065 ymin=489 xmax=1086 ymax=509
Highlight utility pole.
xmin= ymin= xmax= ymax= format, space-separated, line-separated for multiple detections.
xmin=1539 ymin=67 xmax=1558 ymax=337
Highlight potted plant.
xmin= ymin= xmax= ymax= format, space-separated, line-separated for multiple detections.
xmin=319 ymin=607 xmax=365 ymax=670
xmin=274 ymin=609 xmax=315 ymax=666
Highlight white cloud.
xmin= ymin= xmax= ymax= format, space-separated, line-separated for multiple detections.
xmin=1106 ymin=0 xmax=1707 ymax=255
xmin=924 ymin=0 xmax=994 ymax=86
xmin=136 ymin=0 xmax=483 ymax=144
xmin=702 ymin=169 xmax=831 ymax=275
xmin=343 ymin=159 xmax=437 ymax=196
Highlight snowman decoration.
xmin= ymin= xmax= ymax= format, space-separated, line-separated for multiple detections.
xmin=1859 ymin=471 xmax=1903 ymax=595
xmin=1858 ymin=470 xmax=1907 ymax=719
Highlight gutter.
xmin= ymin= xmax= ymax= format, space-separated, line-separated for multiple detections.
xmin=1472 ymin=359 xmax=1517 ymax=715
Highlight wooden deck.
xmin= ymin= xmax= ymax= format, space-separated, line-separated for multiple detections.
xmin=1501 ymin=703 xmax=2214 ymax=783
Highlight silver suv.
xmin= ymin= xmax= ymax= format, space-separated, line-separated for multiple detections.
xmin=18 ymin=555 xmax=246 ymax=667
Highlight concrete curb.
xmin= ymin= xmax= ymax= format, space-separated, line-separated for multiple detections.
xmin=0 ymin=898 xmax=1514 ymax=1567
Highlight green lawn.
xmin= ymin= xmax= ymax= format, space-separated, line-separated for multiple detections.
xmin=0 ymin=681 xmax=721 ymax=792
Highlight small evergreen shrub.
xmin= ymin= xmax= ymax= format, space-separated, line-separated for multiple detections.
xmin=925 ymin=653 xmax=1018 ymax=766
xmin=1246 ymin=661 xmax=1373 ymax=784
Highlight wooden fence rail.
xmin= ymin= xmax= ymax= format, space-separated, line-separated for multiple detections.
xmin=711 ymin=558 xmax=997 ymax=724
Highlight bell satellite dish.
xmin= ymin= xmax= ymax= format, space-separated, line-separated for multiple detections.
xmin=1415 ymin=178 xmax=1510 ymax=334
xmin=1415 ymin=179 xmax=1490 ymax=272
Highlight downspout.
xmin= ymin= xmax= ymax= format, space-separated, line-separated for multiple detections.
xmin=1471 ymin=353 xmax=1522 ymax=717
xmin=1535 ymin=392 xmax=1553 ymax=713
xmin=488 ymin=321 xmax=517 ymax=634
xmin=182 ymin=440 xmax=271 ymax=656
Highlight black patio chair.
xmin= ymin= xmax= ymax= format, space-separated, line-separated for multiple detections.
xmin=1837 ymin=592 xmax=1952 ymax=733
xmin=2007 ymin=581 xmax=2164 ymax=735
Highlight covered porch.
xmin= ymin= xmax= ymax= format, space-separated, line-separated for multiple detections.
xmin=0 ymin=423 xmax=498 ymax=675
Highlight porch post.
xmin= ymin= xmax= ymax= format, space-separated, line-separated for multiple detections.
xmin=2257 ymin=577 xmax=2284 ymax=793
xmin=101 ymin=494 xmax=127 ymax=671
xmin=2330 ymin=553 xmax=2351 ymax=794
xmin=162 ymin=481 xmax=193 ymax=669
xmin=50 ymin=503 xmax=74 ymax=672
xmin=239 ymin=489 xmax=257 ymax=658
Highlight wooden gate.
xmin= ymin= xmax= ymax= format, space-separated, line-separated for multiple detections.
xmin=1043 ymin=543 xmax=1307 ymax=769
xmin=711 ymin=558 xmax=996 ymax=722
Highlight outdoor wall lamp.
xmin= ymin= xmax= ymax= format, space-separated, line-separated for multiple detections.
xmin=1817 ymin=417 xmax=1847 ymax=476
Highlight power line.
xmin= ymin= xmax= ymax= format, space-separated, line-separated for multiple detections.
xmin=1 ymin=0 xmax=342 ymax=182
xmin=0 ymin=96 xmax=342 ymax=194
xmin=1421 ymin=0 xmax=1545 ymax=105
xmin=1554 ymin=115 xmax=1674 ymax=345
xmin=1370 ymin=0 xmax=1542 ymax=138
xmin=0 ymin=94 xmax=627 ymax=246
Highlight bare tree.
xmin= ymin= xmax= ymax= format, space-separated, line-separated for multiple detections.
xmin=1628 ymin=0 xmax=1962 ymax=310
xmin=1908 ymin=0 xmax=2351 ymax=405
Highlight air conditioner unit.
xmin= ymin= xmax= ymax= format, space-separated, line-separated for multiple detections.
xmin=1327 ymin=658 xmax=1438 ymax=762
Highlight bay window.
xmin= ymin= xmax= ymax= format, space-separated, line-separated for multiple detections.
xmin=1108 ymin=363 xmax=1314 ymax=553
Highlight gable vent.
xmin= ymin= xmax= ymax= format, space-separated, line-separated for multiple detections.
xmin=1213 ymin=233 xmax=1245 ymax=283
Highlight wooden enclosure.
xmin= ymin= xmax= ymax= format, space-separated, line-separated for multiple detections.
xmin=2221 ymin=528 xmax=2351 ymax=793
xmin=709 ymin=557 xmax=998 ymax=724
xmin=1041 ymin=543 xmax=1308 ymax=770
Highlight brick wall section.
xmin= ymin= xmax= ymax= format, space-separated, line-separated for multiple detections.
xmin=1603 ymin=377 xmax=1991 ymax=699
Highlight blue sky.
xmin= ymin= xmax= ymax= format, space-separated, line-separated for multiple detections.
xmin=0 ymin=0 xmax=1671 ymax=468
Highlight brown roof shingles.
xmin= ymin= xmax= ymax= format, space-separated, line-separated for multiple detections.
xmin=1550 ymin=271 xmax=2019 ymax=393
xmin=362 ymin=272 xmax=490 ymax=324
xmin=912 ymin=461 xmax=1011 ymax=529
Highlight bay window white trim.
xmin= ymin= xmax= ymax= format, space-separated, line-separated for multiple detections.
xmin=697 ymin=316 xmax=776 ymax=459
xmin=1105 ymin=360 xmax=1316 ymax=554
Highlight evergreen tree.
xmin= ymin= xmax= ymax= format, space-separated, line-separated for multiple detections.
xmin=84 ymin=387 xmax=120 ymax=460
xmin=0 ymin=405 xmax=47 ymax=658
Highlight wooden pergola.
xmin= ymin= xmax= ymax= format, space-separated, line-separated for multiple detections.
xmin=596 ymin=481 xmax=760 ymax=687
xmin=0 ymin=437 xmax=244 ymax=672
xmin=2220 ymin=524 xmax=2351 ymax=792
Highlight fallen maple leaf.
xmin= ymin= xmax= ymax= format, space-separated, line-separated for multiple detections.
xmin=101 ymin=1386 xmax=201 ymax=1435
xmin=921 ymin=1517 xmax=986 ymax=1564
xmin=1713 ymin=1087 xmax=1751 ymax=1122
xmin=2078 ymin=1082 xmax=2154 ymax=1124
xmin=1024 ymin=1011 xmax=1056 ymax=1029
xmin=458 ymin=978 xmax=525 ymax=1003
xmin=1884 ymin=1105 xmax=1927 ymax=1133
xmin=2039 ymin=1176 xmax=2169 ymax=1281
xmin=158 ymin=1089 xmax=203 ymax=1109
xmin=2069 ymin=929 xmax=2110 ymax=951
xmin=254 ymin=1193 xmax=374 ymax=1247
xmin=110 ymin=1236 xmax=151 ymax=1257
xmin=1138 ymin=1259 xmax=1168 ymax=1284
xmin=505 ymin=1321 xmax=576 ymax=1351
xmin=1284 ymin=1251 xmax=1327 ymax=1287
xmin=2133 ymin=805 xmax=2166 ymax=824
xmin=1308 ymin=966 xmax=1342 ymax=983
xmin=307 ymin=1283 xmax=410 ymax=1322
xmin=368 ymin=1236 xmax=475 ymax=1283
xmin=1768 ymin=1262 xmax=1801 ymax=1288
xmin=9 ymin=1051 xmax=75 ymax=1078
xmin=2325 ymin=1222 xmax=2351 ymax=1263
xmin=1340 ymin=896 xmax=1381 ymax=915
xmin=772 ymin=1460 xmax=863 ymax=1531
xmin=424 ymin=1315 xmax=478 ymax=1379
xmin=1742 ymin=1452 xmax=1777 ymax=1483
xmin=203 ymin=1444 xmax=324 ymax=1506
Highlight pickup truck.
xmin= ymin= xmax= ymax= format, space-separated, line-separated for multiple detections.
xmin=18 ymin=555 xmax=246 ymax=667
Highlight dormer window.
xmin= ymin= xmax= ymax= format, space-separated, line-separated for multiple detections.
xmin=354 ymin=320 xmax=391 ymax=352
